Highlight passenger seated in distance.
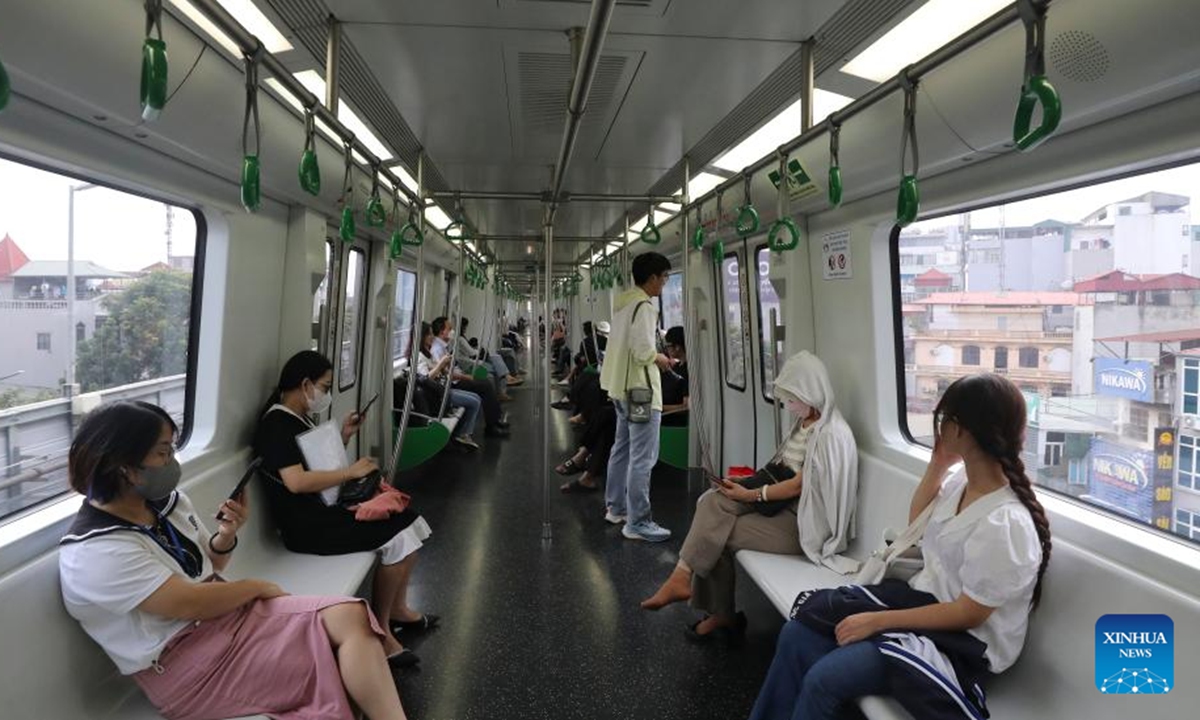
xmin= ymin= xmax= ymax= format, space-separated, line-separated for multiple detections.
xmin=59 ymin=401 xmax=410 ymax=720
xmin=748 ymin=374 xmax=1051 ymax=720
xmin=641 ymin=350 xmax=858 ymax=640
xmin=416 ymin=321 xmax=483 ymax=450
xmin=457 ymin=316 xmax=523 ymax=392
xmin=428 ymin=319 xmax=511 ymax=437
xmin=254 ymin=351 xmax=438 ymax=666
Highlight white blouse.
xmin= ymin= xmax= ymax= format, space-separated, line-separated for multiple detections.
xmin=908 ymin=470 xmax=1042 ymax=673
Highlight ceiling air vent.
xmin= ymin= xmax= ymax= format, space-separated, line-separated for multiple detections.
xmin=517 ymin=52 xmax=627 ymax=134
xmin=1049 ymin=30 xmax=1110 ymax=83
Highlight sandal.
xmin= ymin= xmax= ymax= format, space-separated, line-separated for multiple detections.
xmin=386 ymin=648 xmax=420 ymax=668
xmin=555 ymin=456 xmax=588 ymax=475
xmin=391 ymin=614 xmax=441 ymax=636
xmin=684 ymin=612 xmax=747 ymax=644
xmin=560 ymin=478 xmax=600 ymax=493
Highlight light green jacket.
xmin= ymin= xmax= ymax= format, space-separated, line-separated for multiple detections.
xmin=599 ymin=287 xmax=662 ymax=410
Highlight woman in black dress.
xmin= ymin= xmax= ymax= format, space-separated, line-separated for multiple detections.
xmin=254 ymin=351 xmax=438 ymax=666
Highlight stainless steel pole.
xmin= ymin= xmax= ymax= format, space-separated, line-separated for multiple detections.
xmin=325 ymin=15 xmax=341 ymax=115
xmin=542 ymin=213 xmax=554 ymax=541
xmin=389 ymin=154 xmax=426 ymax=478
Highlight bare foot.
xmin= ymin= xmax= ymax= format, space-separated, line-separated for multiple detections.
xmin=693 ymin=614 xmax=735 ymax=636
xmin=640 ymin=567 xmax=692 ymax=610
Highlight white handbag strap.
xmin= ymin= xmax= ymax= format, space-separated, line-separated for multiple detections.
xmin=881 ymin=498 xmax=936 ymax=563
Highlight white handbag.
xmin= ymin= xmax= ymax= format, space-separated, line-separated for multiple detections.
xmin=854 ymin=498 xmax=936 ymax=585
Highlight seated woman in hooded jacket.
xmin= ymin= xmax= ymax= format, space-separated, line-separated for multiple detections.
xmin=641 ymin=351 xmax=858 ymax=640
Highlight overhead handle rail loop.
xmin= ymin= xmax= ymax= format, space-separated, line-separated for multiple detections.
xmin=365 ymin=164 xmax=387 ymax=228
xmin=298 ymin=107 xmax=321 ymax=196
xmin=140 ymin=0 xmax=168 ymax=121
xmin=240 ymin=47 xmax=263 ymax=213
xmin=338 ymin=138 xmax=356 ymax=242
xmin=827 ymin=118 xmax=843 ymax=207
xmin=735 ymin=173 xmax=759 ymax=237
xmin=768 ymin=151 xmax=800 ymax=252
xmin=640 ymin=200 xmax=662 ymax=244
xmin=389 ymin=187 xmax=405 ymax=259
xmin=896 ymin=69 xmax=920 ymax=228
xmin=1013 ymin=0 xmax=1061 ymax=151
xmin=444 ymin=196 xmax=469 ymax=243
xmin=712 ymin=190 xmax=725 ymax=262
xmin=691 ymin=203 xmax=704 ymax=251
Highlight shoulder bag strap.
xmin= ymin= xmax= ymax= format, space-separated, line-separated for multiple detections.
xmin=623 ymin=301 xmax=653 ymax=391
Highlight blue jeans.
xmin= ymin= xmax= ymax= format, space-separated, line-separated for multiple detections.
xmin=749 ymin=620 xmax=889 ymax=720
xmin=604 ymin=399 xmax=661 ymax=525
xmin=447 ymin=388 xmax=481 ymax=436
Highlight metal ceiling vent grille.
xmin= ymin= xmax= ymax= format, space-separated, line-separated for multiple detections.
xmin=518 ymin=52 xmax=627 ymax=134
xmin=1049 ymin=30 xmax=1110 ymax=83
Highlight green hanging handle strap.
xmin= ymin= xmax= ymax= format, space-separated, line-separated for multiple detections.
xmin=140 ymin=0 xmax=168 ymax=122
xmin=735 ymin=173 xmax=759 ymax=237
xmin=298 ymin=108 xmax=321 ymax=196
xmin=389 ymin=189 xmax=404 ymax=259
xmin=640 ymin=200 xmax=661 ymax=245
xmin=339 ymin=139 xmax=356 ymax=242
xmin=365 ymin=166 xmax=386 ymax=228
xmin=240 ymin=47 xmax=263 ymax=213
xmin=1012 ymin=0 xmax=1061 ymax=151
xmin=768 ymin=151 xmax=800 ymax=252
xmin=896 ymin=69 xmax=920 ymax=228
xmin=691 ymin=203 xmax=705 ymax=250
xmin=712 ymin=191 xmax=725 ymax=263
xmin=827 ymin=118 xmax=843 ymax=207
xmin=0 ymin=52 xmax=12 ymax=113
xmin=399 ymin=207 xmax=424 ymax=247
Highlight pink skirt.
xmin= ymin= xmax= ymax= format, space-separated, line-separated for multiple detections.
xmin=133 ymin=596 xmax=385 ymax=720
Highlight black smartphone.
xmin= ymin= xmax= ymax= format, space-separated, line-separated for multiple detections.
xmin=216 ymin=457 xmax=261 ymax=521
xmin=356 ymin=393 xmax=379 ymax=419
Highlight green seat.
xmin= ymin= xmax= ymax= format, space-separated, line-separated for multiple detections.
xmin=658 ymin=425 xmax=689 ymax=470
xmin=392 ymin=420 xmax=452 ymax=470
xmin=471 ymin=365 xmax=490 ymax=382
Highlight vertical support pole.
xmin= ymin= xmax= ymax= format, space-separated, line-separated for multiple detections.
xmin=66 ymin=187 xmax=77 ymax=396
xmin=770 ymin=307 xmax=782 ymax=448
xmin=681 ymin=156 xmax=694 ymax=470
xmin=325 ymin=15 xmax=341 ymax=115
xmin=800 ymin=37 xmax=815 ymax=132
xmin=541 ymin=214 xmax=553 ymax=541
xmin=389 ymin=153 xmax=426 ymax=478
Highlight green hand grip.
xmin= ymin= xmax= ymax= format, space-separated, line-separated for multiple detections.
xmin=896 ymin=174 xmax=920 ymax=228
xmin=389 ymin=230 xmax=404 ymax=260
xmin=339 ymin=207 xmax=356 ymax=242
xmin=365 ymin=196 xmax=387 ymax=228
xmin=140 ymin=38 xmax=169 ymax=122
xmin=572 ymin=271 xmax=583 ymax=282
xmin=712 ymin=240 xmax=725 ymax=263
xmin=444 ymin=220 xmax=468 ymax=242
xmin=828 ymin=166 xmax=843 ymax=207
xmin=735 ymin=205 xmax=760 ymax=237
xmin=399 ymin=222 xmax=424 ymax=246
xmin=640 ymin=222 xmax=661 ymax=245
xmin=240 ymin=155 xmax=261 ymax=213
xmin=691 ymin=224 xmax=705 ymax=251
xmin=1013 ymin=75 xmax=1062 ymax=152
xmin=0 ymin=58 xmax=10 ymax=112
xmin=768 ymin=217 xmax=801 ymax=252
xmin=298 ymin=149 xmax=320 ymax=196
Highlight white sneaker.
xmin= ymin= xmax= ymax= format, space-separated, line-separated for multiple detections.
xmin=604 ymin=509 xmax=627 ymax=525
xmin=621 ymin=520 xmax=672 ymax=543
xmin=452 ymin=434 xmax=480 ymax=451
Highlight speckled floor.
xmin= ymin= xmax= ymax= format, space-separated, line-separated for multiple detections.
xmin=392 ymin=376 xmax=783 ymax=720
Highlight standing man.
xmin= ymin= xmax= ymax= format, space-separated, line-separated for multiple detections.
xmin=600 ymin=252 xmax=675 ymax=542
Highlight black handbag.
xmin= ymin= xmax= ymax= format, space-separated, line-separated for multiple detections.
xmin=737 ymin=461 xmax=796 ymax=517
xmin=338 ymin=469 xmax=382 ymax=506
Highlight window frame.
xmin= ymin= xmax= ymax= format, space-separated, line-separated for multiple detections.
xmin=1180 ymin=433 xmax=1198 ymax=492
xmin=337 ymin=246 xmax=369 ymax=392
xmin=1183 ymin=358 xmax=1199 ymax=416
xmin=717 ymin=250 xmax=749 ymax=392
xmin=393 ymin=267 xmax=419 ymax=362
xmin=754 ymin=244 xmax=783 ymax=404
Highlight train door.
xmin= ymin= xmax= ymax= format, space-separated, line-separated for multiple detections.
xmin=715 ymin=243 xmax=758 ymax=470
xmin=331 ymin=238 xmax=371 ymax=458
xmin=750 ymin=244 xmax=786 ymax=462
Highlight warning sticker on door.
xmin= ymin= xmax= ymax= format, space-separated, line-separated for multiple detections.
xmin=768 ymin=158 xmax=820 ymax=203
xmin=821 ymin=231 xmax=852 ymax=280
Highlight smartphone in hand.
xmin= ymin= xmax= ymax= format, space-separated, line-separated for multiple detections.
xmin=355 ymin=393 xmax=379 ymax=420
xmin=216 ymin=458 xmax=261 ymax=521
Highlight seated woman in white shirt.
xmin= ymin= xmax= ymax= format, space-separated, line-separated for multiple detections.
xmin=416 ymin=321 xmax=483 ymax=450
xmin=748 ymin=373 xmax=1052 ymax=720
xmin=59 ymin=401 xmax=409 ymax=720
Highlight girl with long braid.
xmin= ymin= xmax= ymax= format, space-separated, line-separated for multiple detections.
xmin=749 ymin=374 xmax=1051 ymax=720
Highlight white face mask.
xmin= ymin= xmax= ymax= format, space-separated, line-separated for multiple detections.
xmin=306 ymin=384 xmax=332 ymax=415
xmin=784 ymin=397 xmax=811 ymax=419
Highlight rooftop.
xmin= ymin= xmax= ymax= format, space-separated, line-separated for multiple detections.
xmin=0 ymin=234 xmax=31 ymax=279
xmin=9 ymin=260 xmax=128 ymax=279
xmin=1074 ymin=270 xmax=1200 ymax=293
xmin=1097 ymin=328 xmax=1200 ymax=344
xmin=913 ymin=291 xmax=1088 ymax=307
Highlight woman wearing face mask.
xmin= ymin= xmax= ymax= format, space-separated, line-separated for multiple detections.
xmin=59 ymin=401 xmax=410 ymax=720
xmin=254 ymin=351 xmax=436 ymax=667
xmin=641 ymin=351 xmax=858 ymax=641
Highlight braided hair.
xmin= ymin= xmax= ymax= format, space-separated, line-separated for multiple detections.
xmin=933 ymin=374 xmax=1052 ymax=609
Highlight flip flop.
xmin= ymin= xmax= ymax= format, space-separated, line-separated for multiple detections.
xmin=560 ymin=478 xmax=600 ymax=493
xmin=555 ymin=457 xmax=587 ymax=475
xmin=391 ymin=614 xmax=441 ymax=636
xmin=386 ymin=648 xmax=420 ymax=668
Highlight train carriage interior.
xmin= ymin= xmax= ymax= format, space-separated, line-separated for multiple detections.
xmin=0 ymin=0 xmax=1199 ymax=718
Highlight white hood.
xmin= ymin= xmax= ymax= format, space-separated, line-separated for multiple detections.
xmin=774 ymin=351 xmax=860 ymax=574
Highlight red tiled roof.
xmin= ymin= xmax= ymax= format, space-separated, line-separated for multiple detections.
xmin=914 ymin=268 xmax=953 ymax=287
xmin=1074 ymin=270 xmax=1200 ymax=292
xmin=1097 ymin=329 xmax=1200 ymax=344
xmin=913 ymin=291 xmax=1088 ymax=306
xmin=0 ymin=233 xmax=30 ymax=279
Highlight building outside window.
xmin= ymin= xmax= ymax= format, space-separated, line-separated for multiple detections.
xmin=1184 ymin=357 xmax=1199 ymax=415
xmin=995 ymin=346 xmax=1009 ymax=369
xmin=1180 ymin=434 xmax=1198 ymax=491
xmin=962 ymin=345 xmax=981 ymax=366
xmin=36 ymin=333 xmax=51 ymax=351
xmin=1019 ymin=346 xmax=1039 ymax=368
xmin=1177 ymin=508 xmax=1200 ymax=540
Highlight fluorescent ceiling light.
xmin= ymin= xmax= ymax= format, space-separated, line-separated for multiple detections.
xmin=388 ymin=164 xmax=420 ymax=195
xmin=688 ymin=172 xmax=724 ymax=200
xmin=293 ymin=71 xmax=393 ymax=161
xmin=167 ymin=0 xmax=292 ymax=55
xmin=658 ymin=202 xmax=682 ymax=214
xmin=714 ymin=89 xmax=853 ymax=172
xmin=841 ymin=0 xmax=1008 ymax=82
xmin=425 ymin=205 xmax=452 ymax=231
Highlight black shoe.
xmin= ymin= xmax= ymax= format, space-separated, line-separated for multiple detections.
xmin=486 ymin=426 xmax=511 ymax=438
xmin=551 ymin=401 xmax=573 ymax=411
xmin=391 ymin=614 xmax=441 ymax=637
xmin=497 ymin=420 xmax=511 ymax=429
xmin=387 ymin=648 xmax=420 ymax=668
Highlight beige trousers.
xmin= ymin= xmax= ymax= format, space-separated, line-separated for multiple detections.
xmin=679 ymin=489 xmax=802 ymax=616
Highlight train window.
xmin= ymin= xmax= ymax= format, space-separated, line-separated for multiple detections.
xmin=311 ymin=240 xmax=332 ymax=351
xmin=393 ymin=268 xmax=418 ymax=361
xmin=894 ymin=162 xmax=1200 ymax=546
xmin=720 ymin=253 xmax=747 ymax=390
xmin=755 ymin=246 xmax=782 ymax=401
xmin=339 ymin=248 xmax=366 ymax=390
xmin=660 ymin=272 xmax=684 ymax=330
xmin=0 ymin=157 xmax=202 ymax=521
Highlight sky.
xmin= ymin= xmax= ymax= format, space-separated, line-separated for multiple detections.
xmin=0 ymin=158 xmax=197 ymax=273
xmin=910 ymin=163 xmax=1200 ymax=233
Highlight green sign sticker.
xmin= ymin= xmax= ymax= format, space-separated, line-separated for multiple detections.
xmin=768 ymin=158 xmax=819 ymax=203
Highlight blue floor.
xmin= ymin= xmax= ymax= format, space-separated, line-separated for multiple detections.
xmin=392 ymin=379 xmax=782 ymax=720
